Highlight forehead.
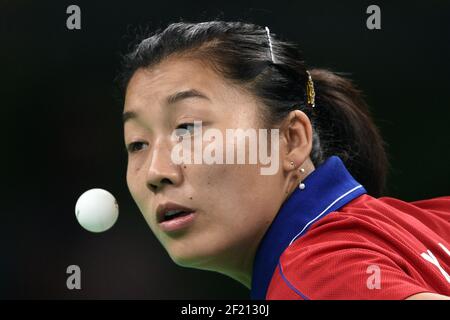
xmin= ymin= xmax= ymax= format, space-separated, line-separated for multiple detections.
xmin=124 ymin=57 xmax=234 ymax=108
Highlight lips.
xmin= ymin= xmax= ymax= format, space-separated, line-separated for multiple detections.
xmin=156 ymin=202 xmax=196 ymax=223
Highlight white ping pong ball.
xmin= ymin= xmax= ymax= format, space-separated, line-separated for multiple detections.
xmin=75 ymin=188 xmax=119 ymax=233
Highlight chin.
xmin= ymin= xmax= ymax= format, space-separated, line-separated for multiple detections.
xmin=170 ymin=253 xmax=204 ymax=269
xmin=168 ymin=246 xmax=219 ymax=271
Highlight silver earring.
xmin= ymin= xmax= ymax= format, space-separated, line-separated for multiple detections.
xmin=299 ymin=167 xmax=305 ymax=190
xmin=290 ymin=161 xmax=295 ymax=166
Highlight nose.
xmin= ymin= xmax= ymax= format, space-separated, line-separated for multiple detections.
xmin=146 ymin=139 xmax=182 ymax=193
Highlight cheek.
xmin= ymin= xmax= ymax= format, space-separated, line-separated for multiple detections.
xmin=126 ymin=159 xmax=162 ymax=226
xmin=126 ymin=166 xmax=157 ymax=231
xmin=186 ymin=170 xmax=274 ymax=264
xmin=192 ymin=164 xmax=268 ymax=223
xmin=126 ymin=161 xmax=146 ymax=206
xmin=126 ymin=165 xmax=136 ymax=195
xmin=205 ymin=162 xmax=281 ymax=225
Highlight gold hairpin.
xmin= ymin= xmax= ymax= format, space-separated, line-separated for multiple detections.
xmin=306 ymin=70 xmax=315 ymax=108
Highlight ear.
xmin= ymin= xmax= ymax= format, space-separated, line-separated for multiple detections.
xmin=280 ymin=110 xmax=313 ymax=172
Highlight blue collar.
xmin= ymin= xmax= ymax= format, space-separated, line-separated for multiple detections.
xmin=250 ymin=156 xmax=367 ymax=300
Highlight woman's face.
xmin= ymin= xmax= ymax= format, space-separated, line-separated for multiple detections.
xmin=123 ymin=57 xmax=289 ymax=281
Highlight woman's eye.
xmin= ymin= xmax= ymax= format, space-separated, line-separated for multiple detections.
xmin=175 ymin=123 xmax=196 ymax=138
xmin=127 ymin=141 xmax=148 ymax=153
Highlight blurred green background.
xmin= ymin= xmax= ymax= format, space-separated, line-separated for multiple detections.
xmin=0 ymin=0 xmax=449 ymax=299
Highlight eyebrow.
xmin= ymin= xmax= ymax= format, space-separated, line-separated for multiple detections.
xmin=122 ymin=89 xmax=210 ymax=124
xmin=122 ymin=111 xmax=137 ymax=124
xmin=166 ymin=89 xmax=210 ymax=105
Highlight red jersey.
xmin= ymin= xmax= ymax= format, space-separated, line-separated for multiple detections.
xmin=250 ymin=156 xmax=450 ymax=300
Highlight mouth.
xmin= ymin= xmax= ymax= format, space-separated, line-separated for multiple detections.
xmin=156 ymin=202 xmax=197 ymax=233
xmin=161 ymin=209 xmax=193 ymax=221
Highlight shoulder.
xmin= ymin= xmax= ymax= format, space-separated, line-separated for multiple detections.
xmin=266 ymin=194 xmax=450 ymax=300
xmin=306 ymin=194 xmax=450 ymax=245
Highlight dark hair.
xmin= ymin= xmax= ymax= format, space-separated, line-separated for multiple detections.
xmin=119 ymin=20 xmax=388 ymax=196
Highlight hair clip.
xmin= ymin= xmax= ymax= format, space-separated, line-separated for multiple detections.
xmin=265 ymin=26 xmax=275 ymax=63
xmin=306 ymin=70 xmax=315 ymax=108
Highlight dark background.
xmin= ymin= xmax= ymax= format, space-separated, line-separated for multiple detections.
xmin=1 ymin=0 xmax=449 ymax=299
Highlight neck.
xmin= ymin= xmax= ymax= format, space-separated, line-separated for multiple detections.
xmin=198 ymin=228 xmax=268 ymax=290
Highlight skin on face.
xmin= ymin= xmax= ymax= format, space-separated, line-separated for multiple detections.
xmin=123 ymin=56 xmax=313 ymax=288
